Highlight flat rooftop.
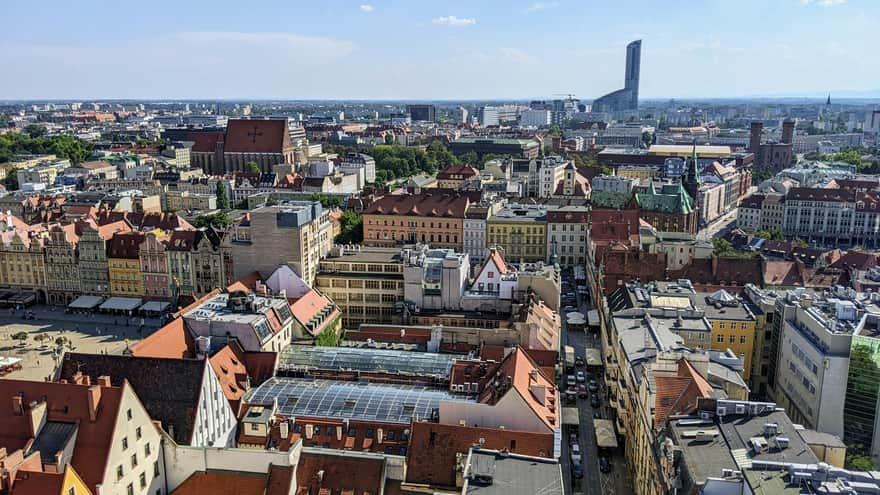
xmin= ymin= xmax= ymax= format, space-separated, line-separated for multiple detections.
xmin=245 ymin=377 xmax=473 ymax=424
xmin=277 ymin=345 xmax=456 ymax=379
xmin=321 ymin=248 xmax=402 ymax=264
xmin=464 ymin=449 xmax=563 ymax=495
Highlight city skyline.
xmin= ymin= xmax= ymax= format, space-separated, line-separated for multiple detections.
xmin=1 ymin=0 xmax=879 ymax=100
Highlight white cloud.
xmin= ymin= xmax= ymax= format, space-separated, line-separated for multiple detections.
xmin=359 ymin=4 xmax=374 ymax=12
xmin=526 ymin=1 xmax=559 ymax=12
xmin=800 ymin=0 xmax=846 ymax=6
xmin=432 ymin=15 xmax=476 ymax=27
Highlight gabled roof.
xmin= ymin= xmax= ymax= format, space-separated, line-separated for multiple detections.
xmin=480 ymin=348 xmax=558 ymax=431
xmin=130 ymin=317 xmax=196 ymax=359
xmin=653 ymin=359 xmax=714 ymax=428
xmin=474 ymin=247 xmax=510 ymax=280
xmin=173 ymin=466 xmax=294 ymax=495
xmin=363 ymin=191 xmax=473 ymax=218
xmin=224 ymin=119 xmax=291 ymax=154
xmin=59 ymin=353 xmax=207 ymax=445
xmin=290 ymin=289 xmax=339 ymax=337
xmin=0 ymin=380 xmax=124 ymax=493
xmin=106 ymin=231 xmax=145 ymax=259
xmin=437 ymin=164 xmax=479 ymax=180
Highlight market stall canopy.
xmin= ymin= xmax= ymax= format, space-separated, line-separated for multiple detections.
xmin=68 ymin=295 xmax=104 ymax=310
xmin=562 ymin=407 xmax=580 ymax=426
xmin=585 ymin=348 xmax=602 ymax=367
xmin=140 ymin=301 xmax=170 ymax=313
xmin=587 ymin=309 xmax=600 ymax=326
xmin=99 ymin=297 xmax=142 ymax=312
xmin=594 ymin=418 xmax=618 ymax=448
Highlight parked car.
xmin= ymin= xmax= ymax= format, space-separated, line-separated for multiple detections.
xmin=576 ymin=371 xmax=586 ymax=383
xmin=599 ymin=457 xmax=612 ymax=473
xmin=569 ymin=433 xmax=579 ymax=446
xmin=575 ymin=357 xmax=585 ymax=368
xmin=570 ymin=443 xmax=581 ymax=458
xmin=591 ymin=394 xmax=600 ymax=408
xmin=565 ymin=386 xmax=577 ymax=404
xmin=567 ymin=375 xmax=577 ymax=387
xmin=593 ymin=410 xmax=602 ymax=419
xmin=588 ymin=379 xmax=599 ymax=392
xmin=572 ymin=463 xmax=584 ymax=479
xmin=577 ymin=384 xmax=588 ymax=399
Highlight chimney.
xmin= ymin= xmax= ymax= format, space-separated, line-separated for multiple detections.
xmin=96 ymin=376 xmax=111 ymax=387
xmin=12 ymin=395 xmax=24 ymax=416
xmin=749 ymin=122 xmax=763 ymax=153
xmin=87 ymin=385 xmax=101 ymax=422
xmin=28 ymin=401 xmax=47 ymax=438
xmin=782 ymin=120 xmax=795 ymax=145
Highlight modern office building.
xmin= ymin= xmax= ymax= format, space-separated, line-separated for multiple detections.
xmin=407 ymin=104 xmax=436 ymax=123
xmin=592 ymin=40 xmax=641 ymax=113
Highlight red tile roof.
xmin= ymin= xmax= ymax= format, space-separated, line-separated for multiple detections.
xmin=173 ymin=469 xmax=289 ymax=495
xmin=107 ymin=231 xmax=146 ymax=259
xmin=363 ymin=191 xmax=472 ymax=218
xmin=479 ymin=348 xmax=558 ymax=431
xmin=437 ymin=164 xmax=479 ymax=180
xmin=224 ymin=119 xmax=292 ymax=154
xmin=0 ymin=380 xmax=125 ymax=494
xmin=9 ymin=470 xmax=65 ymax=495
xmin=290 ymin=290 xmax=339 ymax=337
xmin=295 ymin=451 xmax=385 ymax=495
xmin=130 ymin=318 xmax=195 ymax=359
xmin=653 ymin=359 xmax=714 ymax=428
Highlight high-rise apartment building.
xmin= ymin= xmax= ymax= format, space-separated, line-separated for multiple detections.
xmin=592 ymin=40 xmax=641 ymax=112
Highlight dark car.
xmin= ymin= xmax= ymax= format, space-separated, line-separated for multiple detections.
xmin=588 ymin=379 xmax=599 ymax=392
xmin=577 ymin=384 xmax=588 ymax=399
xmin=599 ymin=457 xmax=612 ymax=473
xmin=575 ymin=357 xmax=585 ymax=368
xmin=590 ymin=395 xmax=600 ymax=408
xmin=573 ymin=463 xmax=584 ymax=479
xmin=593 ymin=410 xmax=602 ymax=419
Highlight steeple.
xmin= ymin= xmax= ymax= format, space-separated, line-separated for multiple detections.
xmin=826 ymin=93 xmax=832 ymax=106
xmin=686 ymin=140 xmax=701 ymax=185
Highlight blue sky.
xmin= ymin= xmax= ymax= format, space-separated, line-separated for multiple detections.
xmin=1 ymin=0 xmax=877 ymax=100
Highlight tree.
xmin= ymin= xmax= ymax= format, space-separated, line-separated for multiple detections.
xmin=3 ymin=172 xmax=18 ymax=191
xmin=315 ymin=328 xmax=339 ymax=346
xmin=459 ymin=151 xmax=479 ymax=167
xmin=384 ymin=134 xmax=395 ymax=145
xmin=335 ymin=210 xmax=363 ymax=244
xmin=215 ymin=182 xmax=230 ymax=210
xmin=792 ymin=238 xmax=809 ymax=248
xmin=548 ymin=125 xmax=562 ymax=137
xmin=24 ymin=124 xmax=47 ymax=138
xmin=193 ymin=211 xmax=233 ymax=229
xmin=755 ymin=228 xmax=783 ymax=241
xmin=33 ymin=334 xmax=51 ymax=346
xmin=642 ymin=131 xmax=653 ymax=148
xmin=12 ymin=331 xmax=28 ymax=346
xmin=712 ymin=238 xmax=736 ymax=257
xmin=308 ymin=193 xmax=342 ymax=209
xmin=244 ymin=161 xmax=261 ymax=173
xmin=846 ymin=443 xmax=877 ymax=471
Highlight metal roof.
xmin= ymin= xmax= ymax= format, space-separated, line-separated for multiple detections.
xmin=277 ymin=345 xmax=455 ymax=379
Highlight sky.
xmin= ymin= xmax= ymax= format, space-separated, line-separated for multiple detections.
xmin=1 ymin=0 xmax=878 ymax=100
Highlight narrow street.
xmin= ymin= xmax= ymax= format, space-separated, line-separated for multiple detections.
xmin=559 ymin=272 xmax=632 ymax=495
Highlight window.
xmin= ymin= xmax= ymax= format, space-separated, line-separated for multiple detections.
xmin=136 ymin=427 xmax=142 ymax=440
xmin=127 ymin=484 xmax=134 ymax=495
xmin=145 ymin=443 xmax=151 ymax=457
xmin=729 ymin=335 xmax=736 ymax=343
xmin=127 ymin=408 xmax=132 ymax=420
xmin=326 ymin=426 xmax=334 ymax=436
xmin=366 ymin=428 xmax=375 ymax=438
xmin=387 ymin=431 xmax=396 ymax=440
xmin=348 ymin=428 xmax=357 ymax=437
xmin=122 ymin=437 xmax=129 ymax=450
xmin=69 ymin=488 xmax=75 ymax=495
xmin=140 ymin=472 xmax=147 ymax=488
xmin=153 ymin=461 xmax=160 ymax=478
xmin=250 ymin=423 xmax=259 ymax=431
xmin=131 ymin=453 xmax=138 ymax=468
xmin=716 ymin=334 xmax=724 ymax=343
xmin=117 ymin=465 xmax=124 ymax=480
xmin=740 ymin=335 xmax=747 ymax=344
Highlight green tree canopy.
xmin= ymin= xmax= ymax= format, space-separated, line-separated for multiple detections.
xmin=308 ymin=193 xmax=342 ymax=209
xmin=215 ymin=182 xmax=230 ymax=210
xmin=712 ymin=238 xmax=736 ymax=257
xmin=755 ymin=228 xmax=784 ymax=241
xmin=244 ymin=161 xmax=261 ymax=173
xmin=335 ymin=210 xmax=363 ymax=244
xmin=24 ymin=124 xmax=47 ymax=138
xmin=193 ymin=212 xmax=233 ymax=229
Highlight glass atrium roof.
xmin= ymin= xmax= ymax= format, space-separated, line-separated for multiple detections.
xmin=278 ymin=345 xmax=455 ymax=379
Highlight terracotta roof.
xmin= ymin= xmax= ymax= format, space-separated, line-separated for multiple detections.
xmin=107 ymin=231 xmax=146 ymax=259
xmin=763 ymin=261 xmax=800 ymax=286
xmin=290 ymin=290 xmax=339 ymax=337
xmin=59 ymin=353 xmax=207 ymax=445
xmin=474 ymin=247 xmax=510 ymax=280
xmin=653 ymin=359 xmax=714 ymax=428
xmin=405 ymin=421 xmax=553 ymax=487
xmin=181 ymin=130 xmax=226 ymax=153
xmin=130 ymin=318 xmax=196 ymax=359
xmin=173 ymin=469 xmax=289 ymax=495
xmin=224 ymin=119 xmax=292 ymax=154
xmin=0 ymin=380 xmax=124 ymax=494
xmin=787 ymin=187 xmax=854 ymax=202
xmin=363 ymin=191 xmax=472 ymax=218
xmin=830 ymin=250 xmax=878 ymax=270
xmin=437 ymin=164 xmax=479 ymax=180
xmin=479 ymin=348 xmax=558 ymax=431
xmin=739 ymin=194 xmax=764 ymax=209
xmin=10 ymin=470 xmax=65 ymax=495
xmin=295 ymin=451 xmax=385 ymax=495
xmin=227 ymin=271 xmax=263 ymax=294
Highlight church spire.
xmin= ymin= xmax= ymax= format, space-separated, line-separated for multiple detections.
xmin=826 ymin=93 xmax=832 ymax=105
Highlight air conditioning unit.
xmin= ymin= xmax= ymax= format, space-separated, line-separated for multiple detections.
xmin=717 ymin=407 xmax=727 ymax=416
xmin=775 ymin=437 xmax=790 ymax=450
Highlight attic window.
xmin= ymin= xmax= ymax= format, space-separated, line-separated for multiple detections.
xmin=344 ymin=400 xmax=357 ymax=410
xmin=286 ymin=397 xmax=299 ymax=407
xmin=229 ymin=384 xmax=237 ymax=393
xmin=230 ymin=358 xmax=239 ymax=366
xmin=220 ymin=366 xmax=228 ymax=374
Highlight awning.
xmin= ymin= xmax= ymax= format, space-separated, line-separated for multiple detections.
xmin=99 ymin=297 xmax=142 ymax=311
xmin=594 ymin=418 xmax=618 ymax=448
xmin=9 ymin=293 xmax=35 ymax=304
xmin=587 ymin=309 xmax=600 ymax=326
xmin=140 ymin=301 xmax=170 ymax=312
xmin=0 ymin=357 xmax=22 ymax=368
xmin=562 ymin=407 xmax=580 ymax=426
xmin=585 ymin=348 xmax=602 ymax=367
xmin=68 ymin=295 xmax=104 ymax=309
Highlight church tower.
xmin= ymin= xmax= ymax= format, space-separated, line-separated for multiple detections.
xmin=682 ymin=141 xmax=701 ymax=208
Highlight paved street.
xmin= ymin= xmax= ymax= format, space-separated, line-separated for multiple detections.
xmin=559 ymin=273 xmax=632 ymax=495
xmin=0 ymin=305 xmax=163 ymax=382
xmin=696 ymin=207 xmax=739 ymax=241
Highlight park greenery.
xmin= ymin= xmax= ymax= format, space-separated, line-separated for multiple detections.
xmin=215 ymin=182 xmax=230 ymax=210
xmin=308 ymin=193 xmax=343 ymax=210
xmin=335 ymin=210 xmax=363 ymax=244
xmin=0 ymin=126 xmax=93 ymax=164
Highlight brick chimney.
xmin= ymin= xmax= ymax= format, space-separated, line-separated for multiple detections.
xmin=96 ymin=376 xmax=111 ymax=387
xmin=782 ymin=119 xmax=795 ymax=145
xmin=87 ymin=385 xmax=101 ymax=422
xmin=72 ymin=372 xmax=91 ymax=386
xmin=12 ymin=395 xmax=23 ymax=416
